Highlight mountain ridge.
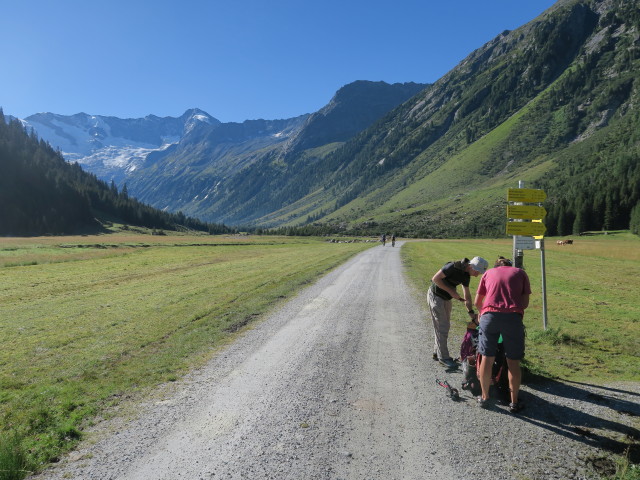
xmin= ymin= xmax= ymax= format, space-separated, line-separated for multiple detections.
xmin=21 ymin=80 xmax=428 ymax=225
xmin=12 ymin=0 xmax=640 ymax=238
xmin=22 ymin=109 xmax=220 ymax=184
xmin=271 ymin=0 xmax=639 ymax=238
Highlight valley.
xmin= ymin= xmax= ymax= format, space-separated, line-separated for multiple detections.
xmin=1 ymin=233 xmax=634 ymax=480
xmin=14 ymin=0 xmax=640 ymax=239
xmin=2 ymin=1 xmax=640 ymax=478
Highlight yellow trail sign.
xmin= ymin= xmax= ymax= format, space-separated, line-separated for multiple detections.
xmin=507 ymin=188 xmax=546 ymax=203
xmin=506 ymin=221 xmax=547 ymax=236
xmin=532 ymin=219 xmax=545 ymax=240
xmin=507 ymin=205 xmax=547 ymax=220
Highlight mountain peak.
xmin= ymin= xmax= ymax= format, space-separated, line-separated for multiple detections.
xmin=284 ymin=80 xmax=428 ymax=153
xmin=180 ymin=108 xmax=218 ymax=123
xmin=179 ymin=108 xmax=220 ymax=136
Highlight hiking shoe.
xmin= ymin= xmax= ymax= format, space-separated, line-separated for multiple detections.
xmin=477 ymin=396 xmax=490 ymax=409
xmin=509 ymin=402 xmax=525 ymax=413
xmin=439 ymin=358 xmax=458 ymax=369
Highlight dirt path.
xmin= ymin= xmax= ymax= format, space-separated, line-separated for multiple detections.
xmin=32 ymin=243 xmax=639 ymax=479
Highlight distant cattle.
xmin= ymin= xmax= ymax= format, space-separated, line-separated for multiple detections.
xmin=557 ymin=239 xmax=574 ymax=245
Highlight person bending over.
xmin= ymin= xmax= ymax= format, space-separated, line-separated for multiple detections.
xmin=428 ymin=256 xmax=488 ymax=369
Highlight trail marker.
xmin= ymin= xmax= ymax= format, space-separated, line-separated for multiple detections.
xmin=506 ymin=221 xmax=547 ymax=236
xmin=507 ymin=188 xmax=546 ymax=203
xmin=507 ymin=205 xmax=547 ymax=220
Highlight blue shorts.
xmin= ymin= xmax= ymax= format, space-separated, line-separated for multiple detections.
xmin=478 ymin=312 xmax=525 ymax=360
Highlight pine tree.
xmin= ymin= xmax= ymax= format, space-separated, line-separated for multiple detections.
xmin=572 ymin=199 xmax=587 ymax=235
xmin=630 ymin=202 xmax=640 ymax=236
xmin=603 ymin=193 xmax=615 ymax=231
xmin=556 ymin=204 xmax=567 ymax=236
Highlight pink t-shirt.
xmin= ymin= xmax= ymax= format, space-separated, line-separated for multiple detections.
xmin=476 ymin=266 xmax=531 ymax=315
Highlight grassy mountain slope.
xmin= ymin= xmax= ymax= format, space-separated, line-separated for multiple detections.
xmin=259 ymin=0 xmax=640 ymax=238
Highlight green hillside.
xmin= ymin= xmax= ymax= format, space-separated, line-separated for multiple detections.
xmin=257 ymin=0 xmax=640 ymax=238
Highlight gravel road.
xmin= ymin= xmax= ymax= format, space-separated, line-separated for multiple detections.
xmin=31 ymin=243 xmax=639 ymax=480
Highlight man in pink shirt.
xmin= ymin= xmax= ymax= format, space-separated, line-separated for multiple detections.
xmin=474 ymin=256 xmax=531 ymax=413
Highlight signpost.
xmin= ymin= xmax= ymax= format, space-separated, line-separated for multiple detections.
xmin=507 ymin=188 xmax=547 ymax=203
xmin=506 ymin=221 xmax=547 ymax=236
xmin=514 ymin=235 xmax=536 ymax=250
xmin=507 ymin=182 xmax=548 ymax=330
xmin=507 ymin=205 xmax=547 ymax=220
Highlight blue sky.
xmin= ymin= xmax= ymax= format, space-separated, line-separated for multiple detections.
xmin=2 ymin=0 xmax=558 ymax=123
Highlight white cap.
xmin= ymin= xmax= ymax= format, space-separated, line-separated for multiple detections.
xmin=469 ymin=256 xmax=488 ymax=274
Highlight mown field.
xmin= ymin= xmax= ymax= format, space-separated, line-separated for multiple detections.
xmin=1 ymin=231 xmax=638 ymax=479
xmin=401 ymin=231 xmax=640 ymax=383
xmin=0 ymin=233 xmax=374 ymax=477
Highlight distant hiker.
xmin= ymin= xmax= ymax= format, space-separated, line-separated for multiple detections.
xmin=474 ymin=256 xmax=531 ymax=412
xmin=391 ymin=234 xmax=396 ymax=247
xmin=428 ymin=256 xmax=488 ymax=369
xmin=381 ymin=234 xmax=386 ymax=246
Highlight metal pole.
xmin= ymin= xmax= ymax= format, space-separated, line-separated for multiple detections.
xmin=540 ymin=240 xmax=548 ymax=330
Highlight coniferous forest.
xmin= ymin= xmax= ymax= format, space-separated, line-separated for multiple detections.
xmin=0 ymin=109 xmax=234 ymax=236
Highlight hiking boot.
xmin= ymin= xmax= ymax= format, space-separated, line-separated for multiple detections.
xmin=509 ymin=402 xmax=525 ymax=413
xmin=477 ymin=396 xmax=490 ymax=409
xmin=439 ymin=358 xmax=458 ymax=369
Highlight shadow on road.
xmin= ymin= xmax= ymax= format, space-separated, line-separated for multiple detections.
xmin=500 ymin=378 xmax=640 ymax=475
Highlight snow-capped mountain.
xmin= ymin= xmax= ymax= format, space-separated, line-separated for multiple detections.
xmin=22 ymin=109 xmax=219 ymax=184
xmin=20 ymin=81 xmax=427 ymax=225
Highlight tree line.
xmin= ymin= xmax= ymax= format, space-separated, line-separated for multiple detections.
xmin=0 ymin=109 xmax=234 ymax=236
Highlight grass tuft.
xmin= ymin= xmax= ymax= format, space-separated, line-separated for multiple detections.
xmin=528 ymin=327 xmax=584 ymax=346
xmin=0 ymin=432 xmax=32 ymax=480
xmin=604 ymin=446 xmax=640 ymax=480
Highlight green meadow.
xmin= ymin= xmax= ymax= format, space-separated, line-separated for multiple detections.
xmin=0 ymin=233 xmax=373 ymax=476
xmin=1 ymin=231 xmax=639 ymax=479
xmin=402 ymin=232 xmax=640 ymax=479
xmin=401 ymin=231 xmax=640 ymax=383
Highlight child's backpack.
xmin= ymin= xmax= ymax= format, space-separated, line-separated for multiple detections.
xmin=460 ymin=327 xmax=481 ymax=395
xmin=459 ymin=327 xmax=479 ymax=361
xmin=459 ymin=328 xmax=511 ymax=402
